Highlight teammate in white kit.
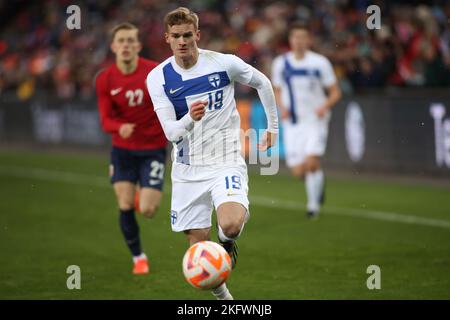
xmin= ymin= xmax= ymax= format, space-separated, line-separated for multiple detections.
xmin=272 ymin=22 xmax=341 ymax=219
xmin=146 ymin=7 xmax=279 ymax=300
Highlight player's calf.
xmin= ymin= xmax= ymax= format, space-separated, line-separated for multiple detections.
xmin=184 ymin=228 xmax=211 ymax=246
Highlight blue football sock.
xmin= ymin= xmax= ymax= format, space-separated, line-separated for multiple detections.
xmin=119 ymin=209 xmax=142 ymax=257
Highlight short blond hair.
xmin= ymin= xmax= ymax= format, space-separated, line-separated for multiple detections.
xmin=164 ymin=7 xmax=199 ymax=31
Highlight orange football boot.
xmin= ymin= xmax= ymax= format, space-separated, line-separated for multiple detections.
xmin=133 ymin=256 xmax=149 ymax=275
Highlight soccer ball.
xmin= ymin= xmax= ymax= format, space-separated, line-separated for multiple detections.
xmin=182 ymin=240 xmax=232 ymax=290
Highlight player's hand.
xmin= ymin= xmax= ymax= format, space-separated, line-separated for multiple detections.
xmin=280 ymin=107 xmax=290 ymax=120
xmin=190 ymin=101 xmax=208 ymax=121
xmin=257 ymin=131 xmax=277 ymax=151
xmin=316 ymin=106 xmax=328 ymax=118
xmin=119 ymin=123 xmax=136 ymax=139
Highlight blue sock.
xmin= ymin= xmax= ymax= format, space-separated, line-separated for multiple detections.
xmin=119 ymin=209 xmax=142 ymax=257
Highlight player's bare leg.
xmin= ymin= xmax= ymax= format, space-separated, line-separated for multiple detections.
xmin=290 ymin=163 xmax=306 ymax=179
xmin=138 ymin=187 xmax=163 ymax=219
xmin=134 ymin=184 xmax=141 ymax=213
xmin=217 ymin=202 xmax=247 ymax=239
xmin=217 ymin=202 xmax=246 ymax=267
xmin=114 ymin=181 xmax=136 ymax=210
xmin=184 ymin=228 xmax=211 ymax=246
xmin=304 ymin=155 xmax=324 ymax=219
xmin=214 ymin=202 xmax=247 ymax=300
xmin=114 ymin=182 xmax=149 ymax=274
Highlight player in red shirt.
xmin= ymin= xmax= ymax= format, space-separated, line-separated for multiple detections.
xmin=95 ymin=23 xmax=167 ymax=275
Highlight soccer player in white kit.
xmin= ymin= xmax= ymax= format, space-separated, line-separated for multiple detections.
xmin=272 ymin=22 xmax=341 ymax=219
xmin=146 ymin=7 xmax=278 ymax=300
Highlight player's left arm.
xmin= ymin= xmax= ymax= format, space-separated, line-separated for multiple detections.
xmin=316 ymin=58 xmax=342 ymax=118
xmin=227 ymin=55 xmax=279 ymax=151
xmin=95 ymin=73 xmax=126 ymax=134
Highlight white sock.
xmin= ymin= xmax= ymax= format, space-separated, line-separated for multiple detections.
xmin=132 ymin=253 xmax=146 ymax=263
xmin=314 ymin=170 xmax=324 ymax=205
xmin=212 ymin=283 xmax=233 ymax=300
xmin=307 ymin=170 xmax=324 ymax=212
xmin=305 ymin=172 xmax=318 ymax=212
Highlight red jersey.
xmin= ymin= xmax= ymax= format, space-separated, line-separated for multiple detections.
xmin=95 ymin=57 xmax=167 ymax=150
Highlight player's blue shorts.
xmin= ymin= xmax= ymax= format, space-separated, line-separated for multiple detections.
xmin=110 ymin=146 xmax=166 ymax=191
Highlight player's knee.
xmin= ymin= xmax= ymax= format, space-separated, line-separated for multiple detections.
xmin=118 ymin=199 xmax=134 ymax=211
xmin=220 ymin=222 xmax=242 ymax=240
xmin=305 ymin=158 xmax=320 ymax=172
xmin=140 ymin=204 xmax=158 ymax=219
xmin=291 ymin=166 xmax=305 ymax=178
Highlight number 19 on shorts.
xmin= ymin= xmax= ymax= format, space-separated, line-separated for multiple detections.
xmin=225 ymin=175 xmax=241 ymax=190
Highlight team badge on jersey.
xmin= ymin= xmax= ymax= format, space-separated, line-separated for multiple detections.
xmin=208 ymin=74 xmax=221 ymax=88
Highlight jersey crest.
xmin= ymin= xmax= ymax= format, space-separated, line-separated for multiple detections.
xmin=208 ymin=73 xmax=221 ymax=88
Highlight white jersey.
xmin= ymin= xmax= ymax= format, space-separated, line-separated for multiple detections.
xmin=147 ymin=49 xmax=254 ymax=167
xmin=271 ymin=50 xmax=337 ymax=124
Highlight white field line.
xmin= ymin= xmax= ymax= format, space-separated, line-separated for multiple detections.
xmin=0 ymin=165 xmax=108 ymax=188
xmin=1 ymin=165 xmax=450 ymax=230
xmin=250 ymin=196 xmax=450 ymax=230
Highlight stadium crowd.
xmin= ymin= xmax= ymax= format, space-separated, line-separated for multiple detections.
xmin=1 ymin=0 xmax=450 ymax=100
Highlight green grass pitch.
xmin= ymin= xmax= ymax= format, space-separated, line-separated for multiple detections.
xmin=0 ymin=150 xmax=449 ymax=299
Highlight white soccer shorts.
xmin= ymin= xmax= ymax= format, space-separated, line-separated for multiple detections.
xmin=282 ymin=118 xmax=329 ymax=167
xmin=169 ymin=163 xmax=249 ymax=232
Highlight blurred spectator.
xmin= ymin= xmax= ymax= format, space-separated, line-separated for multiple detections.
xmin=0 ymin=0 xmax=449 ymax=100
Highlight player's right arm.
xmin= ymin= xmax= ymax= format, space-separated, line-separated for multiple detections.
xmin=95 ymin=72 xmax=130 ymax=136
xmin=146 ymin=69 xmax=198 ymax=143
